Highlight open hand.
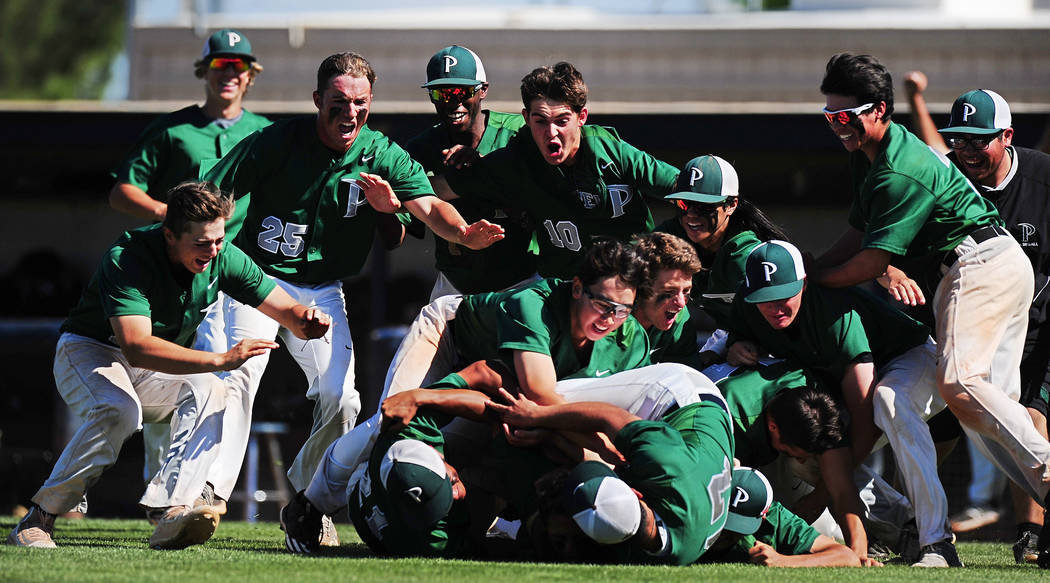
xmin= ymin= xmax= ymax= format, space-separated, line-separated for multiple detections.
xmin=357 ymin=172 xmax=401 ymax=213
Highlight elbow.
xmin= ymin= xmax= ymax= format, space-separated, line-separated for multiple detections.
xmin=120 ymin=345 xmax=148 ymax=369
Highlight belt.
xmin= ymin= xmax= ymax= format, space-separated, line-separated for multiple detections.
xmin=942 ymin=224 xmax=1010 ymax=269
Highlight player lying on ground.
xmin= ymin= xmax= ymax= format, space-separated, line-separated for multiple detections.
xmin=7 ymin=182 xmax=329 ymax=551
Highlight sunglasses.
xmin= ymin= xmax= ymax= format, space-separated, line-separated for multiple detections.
xmin=428 ymin=85 xmax=482 ymax=104
xmin=945 ymin=132 xmax=1003 ymax=151
xmin=209 ymin=57 xmax=250 ymax=73
xmin=582 ymin=287 xmax=633 ymax=320
xmin=822 ymin=103 xmax=875 ymax=125
xmin=673 ymin=199 xmax=723 ymax=214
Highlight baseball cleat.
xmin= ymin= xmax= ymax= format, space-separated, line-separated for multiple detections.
xmin=911 ymin=539 xmax=963 ymax=568
xmin=280 ymin=490 xmax=322 ymax=554
xmin=148 ymin=505 xmax=220 ymax=550
xmin=1014 ymin=529 xmax=1039 ymax=564
xmin=6 ymin=505 xmax=57 ymax=548
xmin=319 ymin=514 xmax=340 ymax=547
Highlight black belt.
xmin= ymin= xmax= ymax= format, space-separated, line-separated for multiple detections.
xmin=942 ymin=224 xmax=1010 ymax=269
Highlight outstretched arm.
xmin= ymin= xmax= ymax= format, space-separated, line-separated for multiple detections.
xmin=254 ymin=285 xmax=331 ymax=341
xmin=488 ymin=388 xmax=640 ymax=437
xmin=110 ymin=314 xmax=278 ymax=374
xmin=380 ymin=388 xmax=493 ymax=433
xmin=405 ymin=194 xmax=504 ymax=250
xmin=748 ymin=535 xmax=868 ymax=567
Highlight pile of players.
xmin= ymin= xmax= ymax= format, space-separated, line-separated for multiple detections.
xmin=7 ymin=28 xmax=1050 ymax=570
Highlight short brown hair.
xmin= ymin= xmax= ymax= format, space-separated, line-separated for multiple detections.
xmin=316 ymin=52 xmax=376 ymax=94
xmin=632 ymin=232 xmax=702 ymax=300
xmin=163 ymin=181 xmax=234 ymax=235
xmin=520 ymin=62 xmax=587 ymax=113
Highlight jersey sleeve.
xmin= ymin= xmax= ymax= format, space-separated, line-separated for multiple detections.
xmin=375 ymin=142 xmax=437 ymax=203
xmin=758 ymin=502 xmax=820 ymax=555
xmin=823 ymin=303 xmax=874 ymax=378
xmin=858 ymin=171 xmax=936 ymax=255
xmin=115 ymin=128 xmax=171 ymax=195
xmin=97 ymin=247 xmax=154 ymax=320
xmin=216 ymin=243 xmax=276 ymax=308
xmin=495 ymin=292 xmax=556 ymax=355
xmin=616 ymin=139 xmax=679 ymax=200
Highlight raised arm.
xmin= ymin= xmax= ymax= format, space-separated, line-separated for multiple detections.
xmin=902 ymin=71 xmax=949 ymax=155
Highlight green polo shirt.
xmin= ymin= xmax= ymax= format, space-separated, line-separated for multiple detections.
xmin=445 ymin=125 xmax=678 ymax=278
xmin=452 ymin=278 xmax=650 ymax=379
xmin=847 ymin=122 xmax=1002 ymax=261
xmin=61 ymin=224 xmax=274 ymax=348
xmin=204 ymin=116 xmax=433 ymax=284
xmin=115 ymin=105 xmax=271 ymax=199
xmin=405 ymin=110 xmax=536 ymax=293
xmin=728 ymin=284 xmax=930 ymax=383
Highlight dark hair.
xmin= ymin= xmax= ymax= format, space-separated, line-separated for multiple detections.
xmin=577 ymin=239 xmax=648 ymax=292
xmin=317 ymin=52 xmax=376 ymax=94
xmin=163 ymin=181 xmax=234 ymax=235
xmin=723 ymin=198 xmax=791 ymax=244
xmin=632 ymin=232 xmax=702 ymax=301
xmin=765 ymin=388 xmax=847 ymax=454
xmin=820 ymin=53 xmax=894 ymax=118
xmin=520 ymin=62 xmax=588 ymax=113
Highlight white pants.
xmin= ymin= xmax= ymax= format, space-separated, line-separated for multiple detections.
xmin=34 ymin=333 xmax=226 ymax=513
xmin=935 ymin=234 xmax=1050 ymax=505
xmin=871 ymin=340 xmax=950 ymax=547
xmin=305 ymin=362 xmax=713 ymax=515
xmin=428 ymin=271 xmax=542 ymax=302
xmin=201 ymin=277 xmax=358 ymax=498
xmin=142 ymin=293 xmax=228 ymax=483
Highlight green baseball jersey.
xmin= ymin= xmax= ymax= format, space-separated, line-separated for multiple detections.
xmin=115 ymin=105 xmax=270 ymax=199
xmin=698 ymin=501 xmax=820 ymax=563
xmin=60 ymin=224 xmax=275 ymax=348
xmin=717 ymin=361 xmax=821 ymax=467
xmin=444 ymin=125 xmax=679 ymax=278
xmin=614 ymin=400 xmax=736 ymax=565
xmin=405 ymin=110 xmax=537 ymax=293
xmin=204 ymin=116 xmax=434 ymax=284
xmin=656 ymin=219 xmax=761 ymax=328
xmin=847 ymin=122 xmax=1002 ymax=261
xmin=646 ymin=304 xmax=704 ymax=370
xmin=347 ymin=406 xmax=472 ymax=558
xmin=452 ymin=278 xmax=650 ymax=379
xmin=728 ymin=284 xmax=930 ymax=383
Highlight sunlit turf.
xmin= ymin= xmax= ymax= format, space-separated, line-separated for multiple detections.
xmin=0 ymin=516 xmax=1043 ymax=582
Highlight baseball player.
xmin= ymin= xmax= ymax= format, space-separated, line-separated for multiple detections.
xmin=657 ymin=155 xmax=790 ymax=368
xmin=906 ymin=80 xmax=1050 ymax=564
xmin=197 ymin=51 xmax=503 ymax=542
xmin=6 ymin=182 xmax=330 ymax=550
xmin=110 ymin=28 xmax=269 ymax=223
xmin=489 ymin=381 xmax=735 ymax=566
xmin=728 ymin=241 xmax=953 ymax=566
xmin=404 ymin=45 xmax=538 ymax=299
xmin=424 ymin=62 xmax=679 ymax=279
xmin=108 ymin=28 xmax=272 ymax=513
xmin=814 ymin=53 xmax=1050 ymax=568
xmin=700 ymin=467 xmax=867 ymax=567
xmin=630 ymin=232 xmax=706 ymax=369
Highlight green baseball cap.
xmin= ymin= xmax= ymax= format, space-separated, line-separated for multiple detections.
xmin=742 ymin=240 xmax=806 ymax=304
xmin=422 ymin=45 xmax=487 ymax=88
xmin=379 ymin=439 xmax=454 ymax=531
xmin=938 ymin=89 xmax=1011 ymax=136
xmin=201 ymin=28 xmax=255 ymax=62
xmin=724 ymin=467 xmax=774 ymax=535
xmin=665 ymin=155 xmax=739 ymax=205
xmin=562 ymin=461 xmax=641 ymax=545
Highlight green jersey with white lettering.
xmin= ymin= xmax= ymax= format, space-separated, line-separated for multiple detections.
xmin=204 ymin=116 xmax=433 ymax=284
xmin=444 ymin=125 xmax=678 ymax=278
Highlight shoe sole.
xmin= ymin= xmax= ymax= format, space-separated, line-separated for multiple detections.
xmin=149 ymin=506 xmax=220 ymax=550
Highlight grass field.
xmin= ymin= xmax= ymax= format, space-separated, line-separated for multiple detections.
xmin=0 ymin=516 xmax=1045 ymax=583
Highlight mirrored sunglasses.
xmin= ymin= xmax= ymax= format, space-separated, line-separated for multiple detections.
xmin=945 ymin=132 xmax=1003 ymax=151
xmin=822 ymin=103 xmax=874 ymax=125
xmin=209 ymin=57 xmax=250 ymax=73
xmin=428 ymin=85 xmax=481 ymax=104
